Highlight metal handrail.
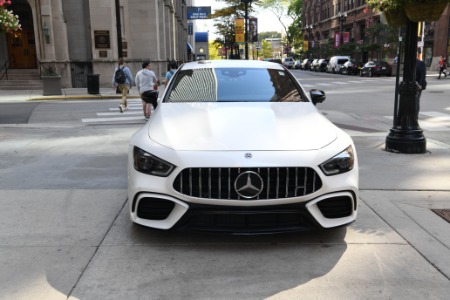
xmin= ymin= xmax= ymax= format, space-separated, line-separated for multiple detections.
xmin=0 ymin=60 xmax=9 ymax=80
xmin=36 ymin=59 xmax=56 ymax=76
xmin=36 ymin=59 xmax=49 ymax=77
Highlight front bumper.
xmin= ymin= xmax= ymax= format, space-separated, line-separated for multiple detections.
xmin=129 ymin=190 xmax=357 ymax=234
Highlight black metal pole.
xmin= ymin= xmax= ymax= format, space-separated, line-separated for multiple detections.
xmin=393 ymin=28 xmax=403 ymax=125
xmin=115 ymin=0 xmax=123 ymax=58
xmin=244 ymin=2 xmax=249 ymax=60
xmin=386 ymin=20 xmax=426 ymax=153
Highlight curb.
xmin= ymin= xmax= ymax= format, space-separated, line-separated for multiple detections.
xmin=28 ymin=95 xmax=141 ymax=101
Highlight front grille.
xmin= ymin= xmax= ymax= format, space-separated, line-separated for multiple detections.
xmin=137 ymin=198 xmax=175 ymax=220
xmin=173 ymin=167 xmax=322 ymax=200
xmin=175 ymin=203 xmax=319 ymax=234
xmin=317 ymin=196 xmax=353 ymax=219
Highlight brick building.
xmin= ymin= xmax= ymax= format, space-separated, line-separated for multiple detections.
xmin=302 ymin=0 xmax=449 ymax=69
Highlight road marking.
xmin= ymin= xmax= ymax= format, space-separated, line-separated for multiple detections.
xmin=97 ymin=111 xmax=143 ymax=116
xmin=385 ymin=112 xmax=450 ymax=131
xmin=82 ymin=100 xmax=146 ymax=123
xmin=82 ymin=116 xmax=146 ymax=123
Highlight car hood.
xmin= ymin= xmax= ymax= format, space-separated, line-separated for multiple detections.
xmin=148 ymin=102 xmax=338 ymax=151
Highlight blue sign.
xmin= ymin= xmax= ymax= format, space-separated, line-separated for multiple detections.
xmin=187 ymin=6 xmax=211 ymax=20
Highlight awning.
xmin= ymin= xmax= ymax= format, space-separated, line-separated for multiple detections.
xmin=187 ymin=42 xmax=194 ymax=53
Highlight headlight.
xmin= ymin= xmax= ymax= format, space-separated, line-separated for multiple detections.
xmin=319 ymin=146 xmax=355 ymax=176
xmin=133 ymin=147 xmax=175 ymax=177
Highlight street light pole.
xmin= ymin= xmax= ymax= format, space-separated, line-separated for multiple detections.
xmin=241 ymin=0 xmax=252 ymax=60
xmin=385 ymin=20 xmax=426 ymax=153
xmin=338 ymin=12 xmax=347 ymax=48
xmin=306 ymin=25 xmax=313 ymax=58
xmin=115 ymin=0 xmax=123 ymax=58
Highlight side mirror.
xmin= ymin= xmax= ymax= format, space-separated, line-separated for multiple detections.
xmin=310 ymin=89 xmax=326 ymax=105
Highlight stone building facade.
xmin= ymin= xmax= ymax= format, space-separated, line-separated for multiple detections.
xmin=302 ymin=0 xmax=450 ymax=69
xmin=0 ymin=0 xmax=193 ymax=87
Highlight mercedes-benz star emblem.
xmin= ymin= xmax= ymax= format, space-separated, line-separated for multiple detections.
xmin=244 ymin=153 xmax=252 ymax=159
xmin=234 ymin=171 xmax=264 ymax=199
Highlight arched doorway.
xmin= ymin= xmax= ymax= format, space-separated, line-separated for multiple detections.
xmin=6 ymin=0 xmax=36 ymax=69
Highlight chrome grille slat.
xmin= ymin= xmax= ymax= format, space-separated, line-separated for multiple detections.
xmin=189 ymin=168 xmax=193 ymax=196
xmin=208 ymin=168 xmax=211 ymax=198
xmin=276 ymin=168 xmax=280 ymax=199
xmin=303 ymin=167 xmax=308 ymax=196
xmin=285 ymin=167 xmax=289 ymax=197
xmin=173 ymin=167 xmax=322 ymax=200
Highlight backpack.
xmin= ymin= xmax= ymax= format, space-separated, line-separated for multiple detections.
xmin=114 ymin=67 xmax=126 ymax=84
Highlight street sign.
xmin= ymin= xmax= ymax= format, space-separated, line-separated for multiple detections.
xmin=187 ymin=6 xmax=211 ymax=20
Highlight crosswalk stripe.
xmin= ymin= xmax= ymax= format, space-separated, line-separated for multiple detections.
xmin=82 ymin=116 xmax=146 ymax=123
xmin=385 ymin=112 xmax=450 ymax=131
xmin=97 ymin=111 xmax=143 ymax=116
xmin=421 ymin=111 xmax=450 ymax=120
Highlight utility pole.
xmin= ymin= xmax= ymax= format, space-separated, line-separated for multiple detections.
xmin=386 ymin=20 xmax=426 ymax=153
xmin=115 ymin=0 xmax=123 ymax=58
xmin=241 ymin=0 xmax=252 ymax=60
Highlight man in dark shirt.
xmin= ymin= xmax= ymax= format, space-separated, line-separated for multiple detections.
xmin=415 ymin=59 xmax=427 ymax=120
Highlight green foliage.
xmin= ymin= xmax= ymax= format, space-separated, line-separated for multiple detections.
xmin=260 ymin=39 xmax=274 ymax=58
xmin=258 ymin=31 xmax=281 ymax=40
xmin=287 ymin=0 xmax=303 ymax=55
xmin=367 ymin=0 xmax=450 ymax=12
xmin=42 ymin=63 xmax=59 ymax=76
xmin=209 ymin=41 xmax=222 ymax=60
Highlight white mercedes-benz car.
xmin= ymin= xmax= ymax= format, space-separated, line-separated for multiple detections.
xmin=128 ymin=60 xmax=358 ymax=234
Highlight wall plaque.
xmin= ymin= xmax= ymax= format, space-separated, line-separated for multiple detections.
xmin=94 ymin=30 xmax=110 ymax=49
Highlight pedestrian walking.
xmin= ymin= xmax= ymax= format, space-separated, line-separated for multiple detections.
xmin=416 ymin=58 xmax=427 ymax=120
xmin=438 ymin=55 xmax=447 ymax=79
xmin=135 ymin=60 xmax=159 ymax=120
xmin=112 ymin=58 xmax=134 ymax=113
xmin=164 ymin=61 xmax=178 ymax=85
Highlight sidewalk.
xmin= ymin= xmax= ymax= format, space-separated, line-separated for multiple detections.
xmin=0 ymin=71 xmax=442 ymax=103
xmin=0 ymin=87 xmax=142 ymax=102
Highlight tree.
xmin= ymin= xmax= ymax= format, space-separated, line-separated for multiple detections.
xmin=209 ymin=41 xmax=222 ymax=60
xmin=256 ymin=0 xmax=293 ymax=44
xmin=0 ymin=0 xmax=21 ymax=33
xmin=364 ymin=23 xmax=398 ymax=61
xmin=213 ymin=1 xmax=258 ymax=58
xmin=286 ymin=0 xmax=303 ymax=57
xmin=260 ymin=39 xmax=274 ymax=58
xmin=259 ymin=31 xmax=281 ymax=40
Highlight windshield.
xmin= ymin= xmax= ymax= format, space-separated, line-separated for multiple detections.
xmin=165 ymin=67 xmax=305 ymax=103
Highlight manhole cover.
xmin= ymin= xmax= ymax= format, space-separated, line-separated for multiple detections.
xmin=432 ymin=209 xmax=450 ymax=223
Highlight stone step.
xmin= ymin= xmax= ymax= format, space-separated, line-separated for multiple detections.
xmin=0 ymin=80 xmax=42 ymax=90
xmin=2 ymin=75 xmax=41 ymax=81
xmin=0 ymin=69 xmax=43 ymax=90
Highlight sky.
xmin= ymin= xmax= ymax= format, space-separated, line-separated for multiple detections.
xmin=192 ymin=0 xmax=291 ymax=40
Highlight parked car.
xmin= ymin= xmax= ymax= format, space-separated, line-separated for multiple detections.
xmin=269 ymin=58 xmax=282 ymax=65
xmin=340 ymin=60 xmax=364 ymax=75
xmin=310 ymin=59 xmax=321 ymax=71
xmin=317 ymin=59 xmax=329 ymax=72
xmin=360 ymin=61 xmax=392 ymax=77
xmin=294 ymin=60 xmax=302 ymax=69
xmin=326 ymin=56 xmax=350 ymax=73
xmin=128 ymin=60 xmax=359 ymax=234
xmin=301 ymin=58 xmax=314 ymax=70
xmin=282 ymin=57 xmax=295 ymax=69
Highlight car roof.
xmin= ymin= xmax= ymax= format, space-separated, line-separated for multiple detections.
xmin=180 ymin=60 xmax=285 ymax=71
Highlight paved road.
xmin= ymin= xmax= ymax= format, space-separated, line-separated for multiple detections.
xmin=0 ymin=73 xmax=449 ymax=299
